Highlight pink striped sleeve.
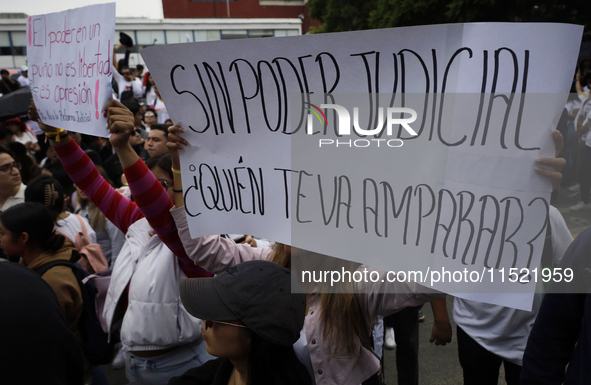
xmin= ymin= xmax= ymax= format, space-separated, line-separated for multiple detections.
xmin=54 ymin=139 xmax=143 ymax=234
xmin=123 ymin=158 xmax=212 ymax=278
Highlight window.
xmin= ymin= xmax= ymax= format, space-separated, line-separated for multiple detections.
xmin=206 ymin=30 xmax=221 ymax=41
xmin=166 ymin=30 xmax=194 ymax=44
xmin=221 ymin=30 xmax=247 ymax=40
xmin=136 ymin=30 xmax=165 ymax=50
xmin=11 ymin=31 xmax=26 ymax=55
xmin=0 ymin=32 xmax=11 ymax=56
xmin=249 ymin=30 xmax=274 ymax=38
xmin=274 ymin=29 xmax=299 ymax=37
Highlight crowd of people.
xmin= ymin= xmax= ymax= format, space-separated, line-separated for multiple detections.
xmin=0 ymin=45 xmax=589 ymax=385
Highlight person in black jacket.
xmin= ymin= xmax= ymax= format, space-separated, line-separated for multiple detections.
xmin=0 ymin=69 xmax=20 ymax=95
xmin=0 ymin=260 xmax=84 ymax=384
xmin=521 ymin=227 xmax=591 ymax=384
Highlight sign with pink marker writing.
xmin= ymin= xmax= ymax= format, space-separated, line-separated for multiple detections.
xmin=27 ymin=3 xmax=115 ymax=137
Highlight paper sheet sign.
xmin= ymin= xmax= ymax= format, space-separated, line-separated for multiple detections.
xmin=142 ymin=23 xmax=582 ymax=310
xmin=27 ymin=3 xmax=115 ymax=137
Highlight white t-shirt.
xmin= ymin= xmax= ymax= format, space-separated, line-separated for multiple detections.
xmin=14 ymin=131 xmax=38 ymax=146
xmin=17 ymin=75 xmax=30 ymax=87
xmin=144 ymin=86 xmax=157 ymax=107
xmin=453 ymin=206 xmax=573 ymax=365
xmin=55 ymin=213 xmax=97 ymax=245
xmin=153 ymin=98 xmax=170 ymax=124
xmin=0 ymin=183 xmax=25 ymax=213
xmin=113 ymin=70 xmax=143 ymax=100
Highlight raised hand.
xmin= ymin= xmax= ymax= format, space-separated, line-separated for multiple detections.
xmin=103 ymin=99 xmax=134 ymax=150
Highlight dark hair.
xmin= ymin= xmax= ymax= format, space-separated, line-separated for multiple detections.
xmin=150 ymin=124 xmax=170 ymax=139
xmin=5 ymin=141 xmax=39 ymax=185
xmin=0 ymin=125 xmax=14 ymax=140
xmin=143 ymin=72 xmax=153 ymax=96
xmin=144 ymin=107 xmax=157 ymax=118
xmin=42 ymin=162 xmax=75 ymax=196
xmin=1 ymin=202 xmax=65 ymax=253
xmin=0 ymin=69 xmax=8 ymax=76
xmin=248 ymin=333 xmax=312 ymax=385
xmin=136 ymin=64 xmax=144 ymax=73
xmin=0 ymin=144 xmax=15 ymax=159
xmin=5 ymin=141 xmax=26 ymax=157
xmin=84 ymin=149 xmax=103 ymax=167
xmin=4 ymin=117 xmax=26 ymax=133
xmin=146 ymin=151 xmax=172 ymax=179
xmin=122 ymin=100 xmax=140 ymax=116
xmin=25 ymin=175 xmax=65 ymax=221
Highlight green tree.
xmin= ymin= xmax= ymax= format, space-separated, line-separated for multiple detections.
xmin=308 ymin=0 xmax=377 ymax=33
xmin=308 ymin=0 xmax=591 ymax=32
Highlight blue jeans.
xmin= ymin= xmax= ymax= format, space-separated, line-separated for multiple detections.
xmin=125 ymin=339 xmax=214 ymax=384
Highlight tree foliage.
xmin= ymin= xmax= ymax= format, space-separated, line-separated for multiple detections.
xmin=308 ymin=0 xmax=591 ymax=33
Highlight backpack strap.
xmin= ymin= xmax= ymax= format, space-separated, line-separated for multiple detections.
xmin=72 ymin=214 xmax=91 ymax=246
xmin=35 ymin=260 xmax=76 ymax=277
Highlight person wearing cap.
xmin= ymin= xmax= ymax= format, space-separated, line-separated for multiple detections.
xmin=17 ymin=65 xmax=29 ymax=87
xmin=4 ymin=117 xmax=40 ymax=154
xmin=169 ymin=260 xmax=312 ymax=385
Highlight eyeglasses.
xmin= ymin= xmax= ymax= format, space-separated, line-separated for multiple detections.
xmin=158 ymin=179 xmax=172 ymax=189
xmin=0 ymin=161 xmax=21 ymax=174
xmin=131 ymin=128 xmax=142 ymax=136
xmin=144 ymin=113 xmax=155 ymax=118
xmin=121 ymin=71 xmax=131 ymax=76
xmin=203 ymin=320 xmax=248 ymax=330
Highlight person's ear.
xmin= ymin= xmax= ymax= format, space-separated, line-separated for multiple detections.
xmin=19 ymin=232 xmax=30 ymax=245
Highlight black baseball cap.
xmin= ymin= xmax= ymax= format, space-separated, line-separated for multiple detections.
xmin=180 ymin=260 xmax=306 ymax=347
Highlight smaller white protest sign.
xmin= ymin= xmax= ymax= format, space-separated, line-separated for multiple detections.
xmin=27 ymin=3 xmax=115 ymax=137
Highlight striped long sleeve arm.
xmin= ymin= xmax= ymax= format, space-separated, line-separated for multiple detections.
xmin=123 ymin=159 xmax=212 ymax=278
xmin=54 ymin=139 xmax=143 ymax=234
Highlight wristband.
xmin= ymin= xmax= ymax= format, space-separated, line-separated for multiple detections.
xmin=171 ymin=167 xmax=181 ymax=174
xmin=172 ymin=188 xmax=183 ymax=193
xmin=46 ymin=128 xmax=68 ymax=142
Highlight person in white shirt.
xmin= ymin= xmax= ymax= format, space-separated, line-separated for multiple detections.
xmin=24 ymin=175 xmax=98 ymax=245
xmin=152 ymin=85 xmax=170 ymax=124
xmin=17 ymin=65 xmax=29 ymax=87
xmin=113 ymin=65 xmax=143 ymax=101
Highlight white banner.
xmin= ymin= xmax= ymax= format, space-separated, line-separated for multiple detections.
xmin=142 ymin=23 xmax=582 ymax=309
xmin=27 ymin=3 xmax=115 ymax=137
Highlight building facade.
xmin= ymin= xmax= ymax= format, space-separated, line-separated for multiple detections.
xmin=0 ymin=14 xmax=301 ymax=70
xmin=162 ymin=0 xmax=319 ymax=33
